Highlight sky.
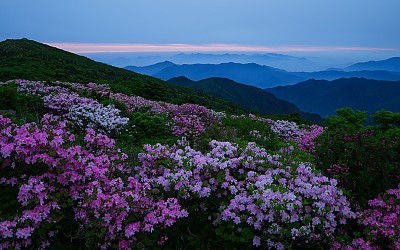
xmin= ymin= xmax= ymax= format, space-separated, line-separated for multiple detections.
xmin=1 ymin=0 xmax=399 ymax=64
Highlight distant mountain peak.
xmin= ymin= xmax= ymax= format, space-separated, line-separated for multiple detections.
xmin=154 ymin=60 xmax=176 ymax=66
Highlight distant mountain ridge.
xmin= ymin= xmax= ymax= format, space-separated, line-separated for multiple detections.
xmin=84 ymin=52 xmax=320 ymax=71
xmin=345 ymin=57 xmax=400 ymax=72
xmin=125 ymin=61 xmax=400 ymax=88
xmin=153 ymin=62 xmax=304 ymax=88
xmin=168 ymin=76 xmax=322 ymax=122
xmin=266 ymin=78 xmax=400 ymax=117
xmin=169 ymin=53 xmax=318 ymax=71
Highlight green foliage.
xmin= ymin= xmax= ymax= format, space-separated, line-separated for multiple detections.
xmin=0 ymin=83 xmax=17 ymax=109
xmin=315 ymin=108 xmax=400 ymax=206
xmin=373 ymin=110 xmax=400 ymax=129
xmin=324 ymin=108 xmax=367 ymax=133
xmin=140 ymin=80 xmax=168 ymax=102
xmin=0 ymin=82 xmax=45 ymax=123
xmin=197 ymin=115 xmax=281 ymax=152
xmin=165 ymin=208 xmax=250 ymax=250
xmin=125 ymin=110 xmax=174 ymax=144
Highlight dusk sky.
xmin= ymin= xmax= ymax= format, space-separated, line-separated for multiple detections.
xmin=1 ymin=0 xmax=399 ymax=61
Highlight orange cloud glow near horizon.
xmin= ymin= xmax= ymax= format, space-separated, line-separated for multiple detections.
xmin=46 ymin=43 xmax=398 ymax=53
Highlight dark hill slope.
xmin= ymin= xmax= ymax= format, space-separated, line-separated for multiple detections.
xmin=169 ymin=76 xmax=322 ymax=122
xmin=267 ymin=78 xmax=400 ymax=117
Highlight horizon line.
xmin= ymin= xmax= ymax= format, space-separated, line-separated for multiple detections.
xmin=46 ymin=42 xmax=398 ymax=53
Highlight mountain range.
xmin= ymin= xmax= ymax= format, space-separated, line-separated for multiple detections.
xmin=127 ymin=62 xmax=304 ymax=88
xmin=266 ymin=78 xmax=400 ymax=117
xmin=125 ymin=60 xmax=400 ymax=89
xmin=83 ymin=52 xmax=321 ymax=71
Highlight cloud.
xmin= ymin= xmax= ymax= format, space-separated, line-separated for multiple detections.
xmin=46 ymin=43 xmax=397 ymax=53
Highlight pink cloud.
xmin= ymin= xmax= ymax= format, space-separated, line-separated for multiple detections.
xmin=46 ymin=43 xmax=397 ymax=53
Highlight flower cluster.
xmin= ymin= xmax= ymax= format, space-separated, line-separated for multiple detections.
xmin=70 ymin=103 xmax=129 ymax=134
xmin=245 ymin=115 xmax=324 ymax=152
xmin=358 ymin=186 xmax=400 ymax=249
xmin=15 ymin=79 xmax=68 ymax=96
xmin=68 ymin=82 xmax=111 ymax=96
xmin=134 ymin=139 xmax=355 ymax=248
xmin=0 ymin=114 xmax=186 ymax=249
xmin=294 ymin=125 xmax=324 ymax=152
xmin=8 ymin=80 xmax=129 ymax=134
xmin=331 ymin=186 xmax=400 ymax=250
xmin=43 ymin=92 xmax=97 ymax=114
xmin=269 ymin=120 xmax=304 ymax=141
xmin=110 ymin=93 xmax=220 ymax=137
xmin=168 ymin=104 xmax=218 ymax=137
xmin=110 ymin=93 xmax=176 ymax=114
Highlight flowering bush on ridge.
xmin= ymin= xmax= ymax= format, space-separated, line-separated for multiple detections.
xmin=331 ymin=185 xmax=400 ymax=250
xmin=6 ymin=80 xmax=130 ymax=135
xmin=134 ymin=138 xmax=355 ymax=248
xmin=0 ymin=114 xmax=187 ymax=249
xmin=110 ymin=92 xmax=221 ymax=138
xmin=8 ymin=80 xmax=222 ymax=138
xmin=358 ymin=186 xmax=400 ymax=249
xmin=236 ymin=114 xmax=324 ymax=152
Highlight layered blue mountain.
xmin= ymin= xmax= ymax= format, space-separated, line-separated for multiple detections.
xmin=169 ymin=53 xmax=319 ymax=71
xmin=345 ymin=57 xmax=400 ymax=72
xmin=85 ymin=52 xmax=320 ymax=71
xmin=266 ymin=78 xmax=400 ymax=117
xmin=125 ymin=61 xmax=176 ymax=76
xmin=125 ymin=61 xmax=400 ymax=89
xmin=154 ymin=62 xmax=304 ymax=88
xmin=168 ymin=76 xmax=322 ymax=122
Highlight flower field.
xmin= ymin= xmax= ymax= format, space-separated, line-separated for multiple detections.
xmin=0 ymin=80 xmax=399 ymax=249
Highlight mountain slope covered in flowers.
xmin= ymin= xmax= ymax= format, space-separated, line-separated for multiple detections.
xmin=0 ymin=79 xmax=399 ymax=249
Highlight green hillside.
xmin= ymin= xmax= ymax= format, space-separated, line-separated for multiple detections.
xmin=0 ymin=38 xmax=245 ymax=113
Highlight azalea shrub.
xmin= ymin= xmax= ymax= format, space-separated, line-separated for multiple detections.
xmin=134 ymin=139 xmax=354 ymax=249
xmin=0 ymin=114 xmax=187 ymax=249
xmin=359 ymin=185 xmax=400 ymax=249
xmin=69 ymin=103 xmax=129 ymax=134
xmin=332 ymin=185 xmax=400 ymax=250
